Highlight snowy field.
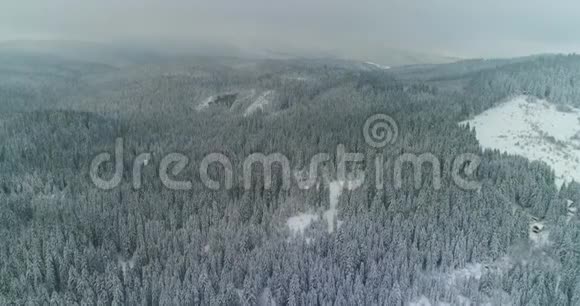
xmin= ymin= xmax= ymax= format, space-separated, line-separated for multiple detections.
xmin=461 ymin=95 xmax=580 ymax=187
xmin=451 ymin=95 xmax=580 ymax=305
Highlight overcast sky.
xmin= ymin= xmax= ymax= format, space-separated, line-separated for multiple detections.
xmin=1 ymin=0 xmax=579 ymax=61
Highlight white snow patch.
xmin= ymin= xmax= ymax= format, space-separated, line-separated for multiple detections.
xmin=567 ymin=199 xmax=577 ymax=222
xmin=196 ymin=95 xmax=215 ymax=111
xmin=258 ymin=287 xmax=277 ymax=306
xmin=409 ymin=296 xmax=432 ymax=306
xmin=455 ymin=296 xmax=473 ymax=306
xmin=529 ymin=221 xmax=550 ymax=247
xmin=282 ymin=74 xmax=309 ymax=82
xmin=409 ymin=296 xmax=454 ymax=306
xmin=118 ymin=255 xmax=135 ymax=278
xmin=245 ymin=90 xmax=275 ymax=116
xmin=461 ymin=95 xmax=580 ymax=187
xmin=445 ymin=257 xmax=513 ymax=287
xmin=364 ymin=61 xmax=391 ymax=70
xmin=287 ymin=213 xmax=318 ymax=236
xmin=447 ymin=263 xmax=484 ymax=285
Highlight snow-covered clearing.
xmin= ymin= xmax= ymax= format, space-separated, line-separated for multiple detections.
xmin=447 ymin=263 xmax=484 ymax=284
xmin=286 ymin=179 xmax=347 ymax=237
xmin=446 ymin=256 xmax=513 ymax=286
xmin=461 ymin=95 xmax=580 ymax=187
xmin=408 ymin=296 xmax=436 ymax=306
xmin=409 ymin=296 xmax=470 ymax=306
xmin=286 ymin=213 xmax=318 ymax=236
xmin=460 ymin=96 xmax=580 ymax=246
xmin=245 ymin=90 xmax=274 ymax=116
xmin=428 ymin=257 xmax=513 ymax=305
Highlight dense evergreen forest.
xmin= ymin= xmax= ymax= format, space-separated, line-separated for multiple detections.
xmin=1 ymin=48 xmax=579 ymax=305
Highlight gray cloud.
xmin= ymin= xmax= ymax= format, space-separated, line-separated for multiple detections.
xmin=1 ymin=0 xmax=579 ymax=61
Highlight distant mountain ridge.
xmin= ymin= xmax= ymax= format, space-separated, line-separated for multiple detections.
xmin=0 ymin=39 xmax=460 ymax=67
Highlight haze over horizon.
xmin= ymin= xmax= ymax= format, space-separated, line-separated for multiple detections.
xmin=2 ymin=0 xmax=580 ymax=63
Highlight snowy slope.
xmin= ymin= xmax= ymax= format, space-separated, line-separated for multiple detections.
xmin=364 ymin=61 xmax=391 ymax=70
xmin=245 ymin=90 xmax=275 ymax=116
xmin=461 ymin=95 xmax=580 ymax=187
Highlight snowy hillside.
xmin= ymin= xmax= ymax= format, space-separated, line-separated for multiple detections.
xmin=244 ymin=90 xmax=275 ymax=116
xmin=461 ymin=95 xmax=580 ymax=187
xmin=364 ymin=61 xmax=391 ymax=70
xmin=195 ymin=89 xmax=276 ymax=116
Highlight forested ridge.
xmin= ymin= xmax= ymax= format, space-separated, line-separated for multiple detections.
xmin=0 ymin=50 xmax=579 ymax=305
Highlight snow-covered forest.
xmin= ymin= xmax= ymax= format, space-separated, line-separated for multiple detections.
xmin=1 ymin=47 xmax=579 ymax=305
